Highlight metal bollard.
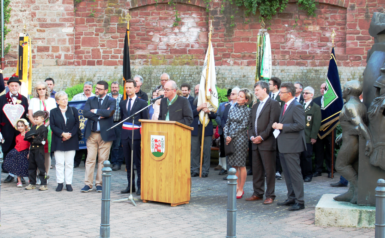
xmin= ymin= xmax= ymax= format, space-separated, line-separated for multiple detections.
xmin=376 ymin=179 xmax=385 ymax=238
xmin=227 ymin=168 xmax=237 ymax=238
xmin=100 ymin=160 xmax=112 ymax=238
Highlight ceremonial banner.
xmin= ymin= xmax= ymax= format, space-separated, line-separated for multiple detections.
xmin=68 ymin=101 xmax=87 ymax=149
xmin=318 ymin=48 xmax=344 ymax=139
xmin=198 ymin=40 xmax=218 ymax=127
xmin=123 ymin=16 xmax=132 ymax=100
xmin=255 ymin=30 xmax=272 ymax=81
xmin=16 ymin=35 xmax=32 ymax=96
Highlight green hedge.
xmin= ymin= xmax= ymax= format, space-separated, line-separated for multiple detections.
xmin=65 ymin=82 xmax=124 ymax=101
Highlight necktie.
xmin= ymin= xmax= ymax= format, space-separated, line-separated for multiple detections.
xmin=283 ymin=103 xmax=287 ymax=116
xmin=98 ymin=98 xmax=102 ymax=107
xmin=92 ymin=98 xmax=103 ymax=131
xmin=127 ymin=98 xmax=132 ymax=115
xmin=12 ymin=94 xmax=17 ymax=97
xmin=295 ymin=97 xmax=298 ymax=102
xmin=303 ymin=103 xmax=306 ymax=109
xmin=255 ymin=101 xmax=264 ymax=135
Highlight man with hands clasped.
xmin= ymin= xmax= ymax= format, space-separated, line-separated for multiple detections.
xmin=246 ymin=81 xmax=280 ymax=204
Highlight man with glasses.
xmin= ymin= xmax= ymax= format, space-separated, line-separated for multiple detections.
xmin=107 ymin=82 xmax=124 ymax=171
xmin=300 ymin=86 xmax=321 ymax=182
xmin=155 ymin=73 xmax=170 ymax=91
xmin=72 ymin=81 xmax=95 ymax=168
xmin=81 ymin=81 xmax=116 ymax=193
xmin=158 ymin=80 xmax=193 ymax=126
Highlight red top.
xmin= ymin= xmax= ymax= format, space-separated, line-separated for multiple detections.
xmin=15 ymin=134 xmax=30 ymax=152
xmin=215 ymin=126 xmax=220 ymax=139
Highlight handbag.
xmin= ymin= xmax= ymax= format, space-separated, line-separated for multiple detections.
xmin=70 ymin=107 xmax=83 ymax=140
xmin=225 ymin=140 xmax=234 ymax=156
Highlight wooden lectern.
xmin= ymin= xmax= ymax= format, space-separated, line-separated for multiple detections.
xmin=139 ymin=120 xmax=193 ymax=207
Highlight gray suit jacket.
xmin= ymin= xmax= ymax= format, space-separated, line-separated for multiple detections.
xmin=277 ymin=99 xmax=306 ymax=154
xmin=249 ymin=98 xmax=281 ymax=151
xmin=158 ymin=96 xmax=193 ymax=126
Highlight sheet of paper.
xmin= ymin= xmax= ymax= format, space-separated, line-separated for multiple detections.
xmin=273 ymin=129 xmax=280 ymax=138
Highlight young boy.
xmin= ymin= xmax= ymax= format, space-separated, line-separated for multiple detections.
xmin=25 ymin=111 xmax=49 ymax=191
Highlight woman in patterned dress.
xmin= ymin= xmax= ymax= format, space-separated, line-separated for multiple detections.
xmin=3 ymin=119 xmax=30 ymax=187
xmin=224 ymin=88 xmax=253 ymax=199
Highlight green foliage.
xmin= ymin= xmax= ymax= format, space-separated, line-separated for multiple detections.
xmin=89 ymin=9 xmax=95 ymax=17
xmin=217 ymin=87 xmax=229 ymax=104
xmin=65 ymin=81 xmax=124 ymax=101
xmin=0 ymin=0 xmax=12 ymax=56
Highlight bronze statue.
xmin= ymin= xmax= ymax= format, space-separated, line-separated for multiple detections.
xmin=368 ymin=68 xmax=385 ymax=170
xmin=334 ymin=80 xmax=372 ymax=204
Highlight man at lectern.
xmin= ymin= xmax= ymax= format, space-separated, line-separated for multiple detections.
xmin=158 ymin=80 xmax=193 ymax=126
xmin=120 ymin=79 xmax=149 ymax=196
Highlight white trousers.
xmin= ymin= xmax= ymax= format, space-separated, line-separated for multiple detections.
xmin=55 ymin=150 xmax=76 ymax=184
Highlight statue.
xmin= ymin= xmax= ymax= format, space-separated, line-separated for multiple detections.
xmin=367 ymin=68 xmax=385 ymax=170
xmin=334 ymin=80 xmax=372 ymax=204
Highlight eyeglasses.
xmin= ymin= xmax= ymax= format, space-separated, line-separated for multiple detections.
xmin=164 ymin=89 xmax=174 ymax=92
xmin=95 ymin=87 xmax=105 ymax=91
xmin=279 ymin=91 xmax=289 ymax=94
xmin=231 ymin=93 xmax=236 ymax=95
xmin=303 ymin=92 xmax=312 ymax=95
xmin=161 ymin=79 xmax=168 ymax=82
xmin=37 ymin=88 xmax=46 ymax=91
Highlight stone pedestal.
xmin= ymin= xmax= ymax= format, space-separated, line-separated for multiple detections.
xmin=358 ymin=137 xmax=385 ymax=206
xmin=315 ymin=194 xmax=375 ymax=228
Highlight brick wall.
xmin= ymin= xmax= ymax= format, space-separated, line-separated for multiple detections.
xmin=2 ymin=0 xmax=382 ymax=91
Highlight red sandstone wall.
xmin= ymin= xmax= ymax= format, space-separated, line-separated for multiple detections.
xmin=4 ymin=0 xmax=381 ymax=68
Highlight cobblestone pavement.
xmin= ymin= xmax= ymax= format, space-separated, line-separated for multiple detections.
xmin=0 ymin=164 xmax=374 ymax=237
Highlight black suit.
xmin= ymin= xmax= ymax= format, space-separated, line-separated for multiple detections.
xmin=269 ymin=92 xmax=283 ymax=175
xmin=136 ymin=89 xmax=148 ymax=102
xmin=312 ymin=96 xmax=333 ymax=174
xmin=248 ymin=98 xmax=280 ymax=199
xmin=187 ymin=95 xmax=194 ymax=109
xmin=158 ymin=96 xmax=193 ymax=126
xmin=50 ymin=107 xmax=80 ymax=152
xmin=119 ymin=97 xmax=148 ymax=188
xmin=83 ymin=96 xmax=116 ymax=142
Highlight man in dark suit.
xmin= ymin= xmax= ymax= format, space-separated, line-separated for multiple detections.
xmin=246 ymin=81 xmax=280 ymax=205
xmin=272 ymin=82 xmax=306 ymax=211
xmin=190 ymin=84 xmax=217 ymax=177
xmin=313 ymin=82 xmax=333 ymax=178
xmin=0 ymin=76 xmax=29 ymax=183
xmin=269 ymin=77 xmax=284 ymax=180
xmin=294 ymin=82 xmax=305 ymax=104
xmin=81 ymin=81 xmax=116 ymax=193
xmin=120 ymin=79 xmax=148 ymax=195
xmin=181 ymin=83 xmax=194 ymax=109
xmin=158 ymin=80 xmax=193 ymax=126
xmin=300 ymin=86 xmax=321 ymax=182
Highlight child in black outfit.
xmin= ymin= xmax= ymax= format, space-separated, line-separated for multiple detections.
xmin=25 ymin=111 xmax=49 ymax=191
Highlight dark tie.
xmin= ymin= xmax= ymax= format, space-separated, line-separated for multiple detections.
xmin=127 ymin=98 xmax=132 ymax=115
xmin=12 ymin=94 xmax=17 ymax=98
xmin=92 ymin=98 xmax=103 ymax=132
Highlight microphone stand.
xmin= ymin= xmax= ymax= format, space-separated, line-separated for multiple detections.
xmin=112 ymin=100 xmax=157 ymax=206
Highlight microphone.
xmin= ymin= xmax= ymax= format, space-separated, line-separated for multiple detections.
xmin=150 ymin=95 xmax=164 ymax=102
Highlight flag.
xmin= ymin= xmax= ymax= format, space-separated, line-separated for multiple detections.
xmin=122 ymin=21 xmax=131 ymax=100
xmin=198 ymin=40 xmax=218 ymax=127
xmin=255 ymin=30 xmax=272 ymax=82
xmin=318 ymin=48 xmax=344 ymax=139
xmin=16 ymin=34 xmax=32 ymax=96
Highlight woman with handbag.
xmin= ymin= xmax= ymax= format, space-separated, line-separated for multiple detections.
xmin=50 ymin=91 xmax=80 ymax=192
xmin=224 ymin=88 xmax=252 ymax=199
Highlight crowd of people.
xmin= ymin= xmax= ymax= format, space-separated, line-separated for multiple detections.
xmin=0 ymin=72 xmax=339 ymax=211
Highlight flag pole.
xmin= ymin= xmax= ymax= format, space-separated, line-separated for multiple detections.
xmin=330 ymin=29 xmax=336 ymax=179
xmin=123 ymin=12 xmax=131 ymax=100
xmin=1 ymin=0 xmax=4 ymax=70
xmin=199 ymin=21 xmax=212 ymax=178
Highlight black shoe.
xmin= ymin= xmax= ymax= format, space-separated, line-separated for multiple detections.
xmin=218 ymin=169 xmax=227 ymax=175
xmin=304 ymin=177 xmax=312 ymax=182
xmin=247 ymin=170 xmax=253 ymax=175
xmin=202 ymin=173 xmax=208 ymax=178
xmin=74 ymin=163 xmax=80 ymax=168
xmin=121 ymin=186 xmax=136 ymax=194
xmin=288 ymin=203 xmax=305 ymax=211
xmin=112 ymin=164 xmax=121 ymax=171
xmin=313 ymin=172 xmax=322 ymax=177
xmin=3 ymin=175 xmax=13 ymax=183
xmin=191 ymin=172 xmax=199 ymax=177
xmin=223 ymin=176 xmax=228 ymax=180
xmin=21 ymin=177 xmax=26 ymax=184
xmin=328 ymin=173 xmax=332 ymax=178
xmin=56 ymin=183 xmax=63 ymax=192
xmin=277 ymin=199 xmax=296 ymax=206
xmin=136 ymin=188 xmax=141 ymax=196
xmin=66 ymin=184 xmax=73 ymax=192
xmin=330 ymin=181 xmax=348 ymax=187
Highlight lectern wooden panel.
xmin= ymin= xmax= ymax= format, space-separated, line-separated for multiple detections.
xmin=139 ymin=120 xmax=193 ymax=207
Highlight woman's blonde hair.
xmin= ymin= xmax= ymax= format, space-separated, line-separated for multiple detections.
xmin=32 ymin=82 xmax=51 ymax=99
xmin=239 ymin=88 xmax=253 ymax=103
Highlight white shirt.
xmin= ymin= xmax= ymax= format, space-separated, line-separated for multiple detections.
xmin=270 ymin=91 xmax=279 ymax=100
xmin=250 ymin=97 xmax=269 ymax=141
xmin=72 ymin=92 xmax=95 ymax=101
xmin=284 ymin=97 xmax=296 ymax=110
xmin=29 ymin=97 xmax=57 ymax=114
xmin=126 ymin=95 xmax=137 ymax=111
xmin=294 ymin=95 xmax=301 ymax=103
xmin=304 ymin=100 xmax=312 ymax=109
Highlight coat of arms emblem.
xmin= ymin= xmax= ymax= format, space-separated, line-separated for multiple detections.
xmin=151 ymin=135 xmax=165 ymax=157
